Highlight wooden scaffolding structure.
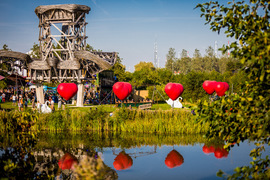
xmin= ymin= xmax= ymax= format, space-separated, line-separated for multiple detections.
xmin=0 ymin=4 xmax=117 ymax=106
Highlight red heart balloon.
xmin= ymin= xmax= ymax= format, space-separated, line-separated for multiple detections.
xmin=165 ymin=150 xmax=184 ymax=168
xmin=215 ymin=82 xmax=225 ymax=93
xmin=113 ymin=152 xmax=133 ymax=171
xmin=223 ymin=82 xmax=229 ymax=91
xmin=217 ymin=82 xmax=229 ymax=97
xmin=202 ymin=80 xmax=217 ymax=95
xmin=57 ymin=83 xmax=78 ymax=101
xmin=164 ymin=83 xmax=184 ymax=101
xmin=113 ymin=82 xmax=132 ymax=100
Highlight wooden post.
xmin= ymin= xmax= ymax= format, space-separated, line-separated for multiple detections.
xmin=76 ymin=83 xmax=84 ymax=107
xmin=36 ymin=83 xmax=44 ymax=104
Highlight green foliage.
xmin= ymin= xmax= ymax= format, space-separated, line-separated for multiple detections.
xmin=156 ymin=68 xmax=175 ymax=84
xmin=0 ymin=107 xmax=205 ymax=135
xmin=196 ymin=0 xmax=270 ymax=178
xmin=165 ymin=47 xmax=176 ymax=72
xmin=86 ymin=43 xmax=94 ymax=51
xmin=109 ymin=62 xmax=129 ymax=82
xmin=181 ymin=71 xmax=207 ymax=102
xmin=0 ymin=110 xmax=42 ymax=179
xmin=134 ymin=61 xmax=155 ymax=71
xmin=0 ymin=80 xmax=7 ymax=90
xmin=111 ymin=108 xmax=206 ymax=134
xmin=147 ymin=84 xmax=167 ymax=102
xmin=29 ymin=42 xmax=40 ymax=58
xmin=175 ymin=57 xmax=191 ymax=74
xmin=132 ymin=63 xmax=158 ymax=88
xmin=36 ymin=131 xmax=207 ymax=151
xmin=0 ymin=110 xmax=38 ymax=133
xmin=1 ymin=44 xmax=11 ymax=51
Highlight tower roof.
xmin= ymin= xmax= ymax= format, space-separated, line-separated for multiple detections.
xmin=35 ymin=4 xmax=90 ymax=16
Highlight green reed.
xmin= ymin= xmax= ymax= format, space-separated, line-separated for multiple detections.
xmin=0 ymin=106 xmax=208 ymax=134
xmin=111 ymin=108 xmax=208 ymax=134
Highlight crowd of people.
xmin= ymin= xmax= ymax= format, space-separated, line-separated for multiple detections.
xmin=0 ymin=85 xmax=151 ymax=112
xmin=0 ymin=86 xmax=67 ymax=112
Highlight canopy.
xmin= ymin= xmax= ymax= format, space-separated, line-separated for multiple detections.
xmin=43 ymin=86 xmax=57 ymax=91
xmin=0 ymin=75 xmax=5 ymax=81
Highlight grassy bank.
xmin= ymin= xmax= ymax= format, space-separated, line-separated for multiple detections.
xmin=0 ymin=101 xmax=204 ymax=134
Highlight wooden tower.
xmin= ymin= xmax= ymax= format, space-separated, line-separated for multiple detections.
xmin=0 ymin=4 xmax=117 ymax=106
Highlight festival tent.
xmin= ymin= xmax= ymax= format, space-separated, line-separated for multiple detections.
xmin=0 ymin=75 xmax=5 ymax=81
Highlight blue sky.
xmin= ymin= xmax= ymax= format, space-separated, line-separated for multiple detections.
xmin=0 ymin=0 xmax=231 ymax=72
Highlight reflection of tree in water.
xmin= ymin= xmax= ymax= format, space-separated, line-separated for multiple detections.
xmin=0 ymin=131 xmax=212 ymax=179
xmin=0 ymin=132 xmax=118 ymax=179
xmin=0 ymin=132 xmax=41 ymax=179
xmin=33 ymin=147 xmax=118 ymax=180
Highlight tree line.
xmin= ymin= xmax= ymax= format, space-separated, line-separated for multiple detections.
xmin=111 ymin=46 xmax=245 ymax=102
xmin=0 ymin=42 xmax=245 ymax=102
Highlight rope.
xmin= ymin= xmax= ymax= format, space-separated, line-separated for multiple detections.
xmin=98 ymin=90 xmax=113 ymax=105
xmin=152 ymin=86 xmax=166 ymax=102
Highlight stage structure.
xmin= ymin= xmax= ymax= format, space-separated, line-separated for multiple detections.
xmin=0 ymin=4 xmax=117 ymax=106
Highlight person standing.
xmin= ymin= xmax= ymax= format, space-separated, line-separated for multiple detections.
xmin=24 ymin=96 xmax=28 ymax=109
xmin=31 ymin=97 xmax=35 ymax=110
xmin=51 ymin=98 xmax=55 ymax=112
xmin=12 ymin=94 xmax=16 ymax=106
xmin=36 ymin=100 xmax=41 ymax=113
xmin=58 ymin=95 xmax=62 ymax=110
xmin=2 ymin=93 xmax=5 ymax=103
xmin=62 ymin=100 xmax=66 ymax=110
xmin=20 ymin=97 xmax=24 ymax=111
xmin=18 ymin=97 xmax=21 ymax=111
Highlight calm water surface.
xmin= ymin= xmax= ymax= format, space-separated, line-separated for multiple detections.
xmin=102 ymin=143 xmax=257 ymax=180
xmin=1 ymin=132 xmax=269 ymax=180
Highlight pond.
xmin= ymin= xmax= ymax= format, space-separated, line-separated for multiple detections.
xmin=1 ymin=132 xmax=269 ymax=179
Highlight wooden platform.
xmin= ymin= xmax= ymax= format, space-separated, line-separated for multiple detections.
xmin=138 ymin=103 xmax=152 ymax=110
xmin=116 ymin=102 xmax=152 ymax=108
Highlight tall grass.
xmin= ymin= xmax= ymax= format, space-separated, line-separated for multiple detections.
xmin=1 ymin=106 xmax=208 ymax=134
xmin=111 ymin=108 xmax=207 ymax=134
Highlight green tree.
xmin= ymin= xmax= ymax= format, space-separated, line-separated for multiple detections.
xmin=86 ymin=44 xmax=94 ymax=51
xmin=29 ymin=43 xmax=40 ymax=58
xmin=132 ymin=61 xmax=158 ymax=88
xmin=165 ymin=48 xmax=176 ymax=73
xmin=193 ymin=49 xmax=201 ymax=59
xmin=0 ymin=80 xmax=7 ymax=90
xmin=180 ymin=49 xmax=188 ymax=58
xmin=1 ymin=44 xmax=10 ymax=51
xmin=134 ymin=62 xmax=155 ymax=72
xmin=109 ymin=60 xmax=126 ymax=82
xmin=196 ymin=0 xmax=270 ymax=179
xmin=204 ymin=46 xmax=219 ymax=72
xmin=156 ymin=68 xmax=175 ymax=85
xmin=175 ymin=57 xmax=191 ymax=75
xmin=192 ymin=49 xmax=204 ymax=72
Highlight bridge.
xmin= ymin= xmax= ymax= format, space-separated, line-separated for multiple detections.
xmin=0 ymin=4 xmax=117 ymax=106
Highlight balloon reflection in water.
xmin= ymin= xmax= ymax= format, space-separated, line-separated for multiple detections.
xmin=58 ymin=152 xmax=78 ymax=170
xmin=165 ymin=150 xmax=184 ymax=169
xmin=202 ymin=145 xmax=215 ymax=154
xmin=202 ymin=144 xmax=229 ymax=159
xmin=214 ymin=148 xmax=229 ymax=159
xmin=113 ymin=152 xmax=133 ymax=171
